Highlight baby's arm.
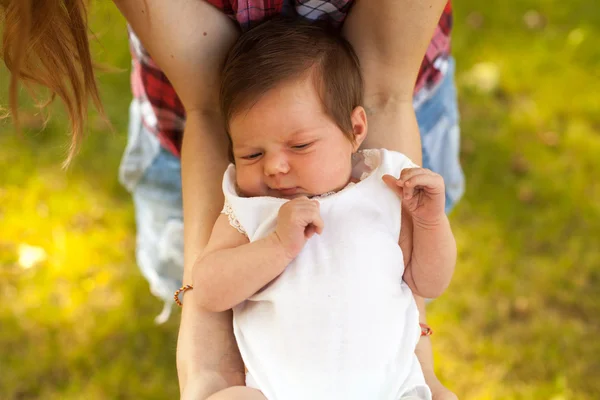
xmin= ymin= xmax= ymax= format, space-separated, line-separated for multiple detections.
xmin=192 ymin=214 xmax=291 ymax=312
xmin=404 ymin=209 xmax=456 ymax=298
xmin=384 ymin=169 xmax=456 ymax=298
xmin=193 ymin=197 xmax=323 ymax=312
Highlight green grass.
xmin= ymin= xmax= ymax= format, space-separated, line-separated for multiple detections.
xmin=1 ymin=1 xmax=599 ymax=399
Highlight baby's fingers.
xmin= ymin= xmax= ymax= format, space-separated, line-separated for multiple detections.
xmin=382 ymin=174 xmax=404 ymax=198
xmin=305 ymin=224 xmax=317 ymax=238
xmin=402 ymin=171 xmax=445 ymax=195
xmin=398 ymin=167 xmax=429 ymax=183
xmin=312 ymin=212 xmax=325 ymax=235
xmin=301 ymin=201 xmax=324 ymax=238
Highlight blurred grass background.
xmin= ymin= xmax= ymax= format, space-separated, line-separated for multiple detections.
xmin=0 ymin=1 xmax=599 ymax=399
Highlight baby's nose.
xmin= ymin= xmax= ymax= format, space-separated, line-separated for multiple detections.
xmin=264 ymin=154 xmax=290 ymax=176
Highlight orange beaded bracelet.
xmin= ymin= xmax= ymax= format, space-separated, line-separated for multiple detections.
xmin=174 ymin=284 xmax=193 ymax=306
xmin=420 ymin=323 xmax=433 ymax=337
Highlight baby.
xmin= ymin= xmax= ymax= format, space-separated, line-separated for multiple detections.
xmin=193 ymin=18 xmax=456 ymax=400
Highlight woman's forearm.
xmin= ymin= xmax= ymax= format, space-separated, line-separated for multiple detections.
xmin=194 ymin=232 xmax=291 ymax=312
xmin=113 ymin=1 xmax=244 ymax=396
xmin=180 ymin=111 xmax=231 ymax=282
xmin=178 ymin=306 xmax=245 ymax=399
xmin=342 ymin=0 xmax=449 ymax=163
xmin=177 ymin=111 xmax=241 ymax=392
xmin=114 ymin=0 xmax=240 ymax=280
xmin=413 ymin=296 xmax=441 ymax=389
xmin=363 ymin=101 xmax=423 ymax=165
xmin=343 ymin=0 xmax=449 ymax=102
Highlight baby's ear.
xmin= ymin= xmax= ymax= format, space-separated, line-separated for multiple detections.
xmin=350 ymin=106 xmax=368 ymax=151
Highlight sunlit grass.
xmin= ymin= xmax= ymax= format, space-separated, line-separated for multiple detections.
xmin=430 ymin=1 xmax=600 ymax=398
xmin=0 ymin=3 xmax=181 ymax=399
xmin=0 ymin=1 xmax=599 ymax=399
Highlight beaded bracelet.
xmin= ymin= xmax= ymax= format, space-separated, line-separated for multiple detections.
xmin=420 ymin=323 xmax=433 ymax=337
xmin=174 ymin=284 xmax=193 ymax=307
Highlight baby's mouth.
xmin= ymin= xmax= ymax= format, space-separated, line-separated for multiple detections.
xmin=274 ymin=187 xmax=300 ymax=197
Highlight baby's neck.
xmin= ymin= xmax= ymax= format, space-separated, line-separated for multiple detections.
xmin=309 ymin=152 xmax=372 ymax=198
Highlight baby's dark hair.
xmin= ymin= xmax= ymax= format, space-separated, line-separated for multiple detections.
xmin=220 ymin=17 xmax=364 ymax=143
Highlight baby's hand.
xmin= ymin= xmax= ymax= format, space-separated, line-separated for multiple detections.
xmin=274 ymin=197 xmax=324 ymax=260
xmin=383 ymin=168 xmax=446 ymax=226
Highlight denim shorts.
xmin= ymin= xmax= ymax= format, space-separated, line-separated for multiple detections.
xmin=118 ymin=58 xmax=463 ymax=321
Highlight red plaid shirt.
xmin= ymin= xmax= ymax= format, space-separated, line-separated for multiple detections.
xmin=128 ymin=0 xmax=453 ymax=157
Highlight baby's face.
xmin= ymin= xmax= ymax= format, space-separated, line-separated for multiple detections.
xmin=229 ymin=78 xmax=359 ymax=199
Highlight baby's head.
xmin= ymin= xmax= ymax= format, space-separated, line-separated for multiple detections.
xmin=221 ymin=17 xmax=368 ymax=199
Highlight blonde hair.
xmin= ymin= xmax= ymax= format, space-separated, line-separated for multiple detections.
xmin=1 ymin=0 xmax=102 ymax=165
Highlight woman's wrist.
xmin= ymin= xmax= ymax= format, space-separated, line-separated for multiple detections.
xmin=361 ymin=98 xmax=423 ymax=165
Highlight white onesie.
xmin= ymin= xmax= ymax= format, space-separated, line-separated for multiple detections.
xmin=222 ymin=148 xmax=432 ymax=400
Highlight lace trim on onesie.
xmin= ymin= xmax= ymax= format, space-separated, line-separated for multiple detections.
xmin=221 ymin=199 xmax=247 ymax=236
xmin=359 ymin=149 xmax=380 ymax=181
xmin=312 ymin=150 xmax=381 ymax=200
xmin=347 ymin=148 xmax=380 ymax=182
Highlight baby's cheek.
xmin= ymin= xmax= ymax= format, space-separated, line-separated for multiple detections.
xmin=236 ymin=170 xmax=263 ymax=196
xmin=313 ymin=160 xmax=349 ymax=191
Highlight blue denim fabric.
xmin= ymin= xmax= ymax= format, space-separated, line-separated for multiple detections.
xmin=119 ymin=57 xmax=463 ymax=321
xmin=119 ymin=102 xmax=184 ymax=323
xmin=416 ymin=58 xmax=464 ymax=213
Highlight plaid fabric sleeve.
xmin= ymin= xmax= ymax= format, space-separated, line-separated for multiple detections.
xmin=414 ymin=0 xmax=453 ymax=94
xmin=128 ymin=27 xmax=186 ymax=157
